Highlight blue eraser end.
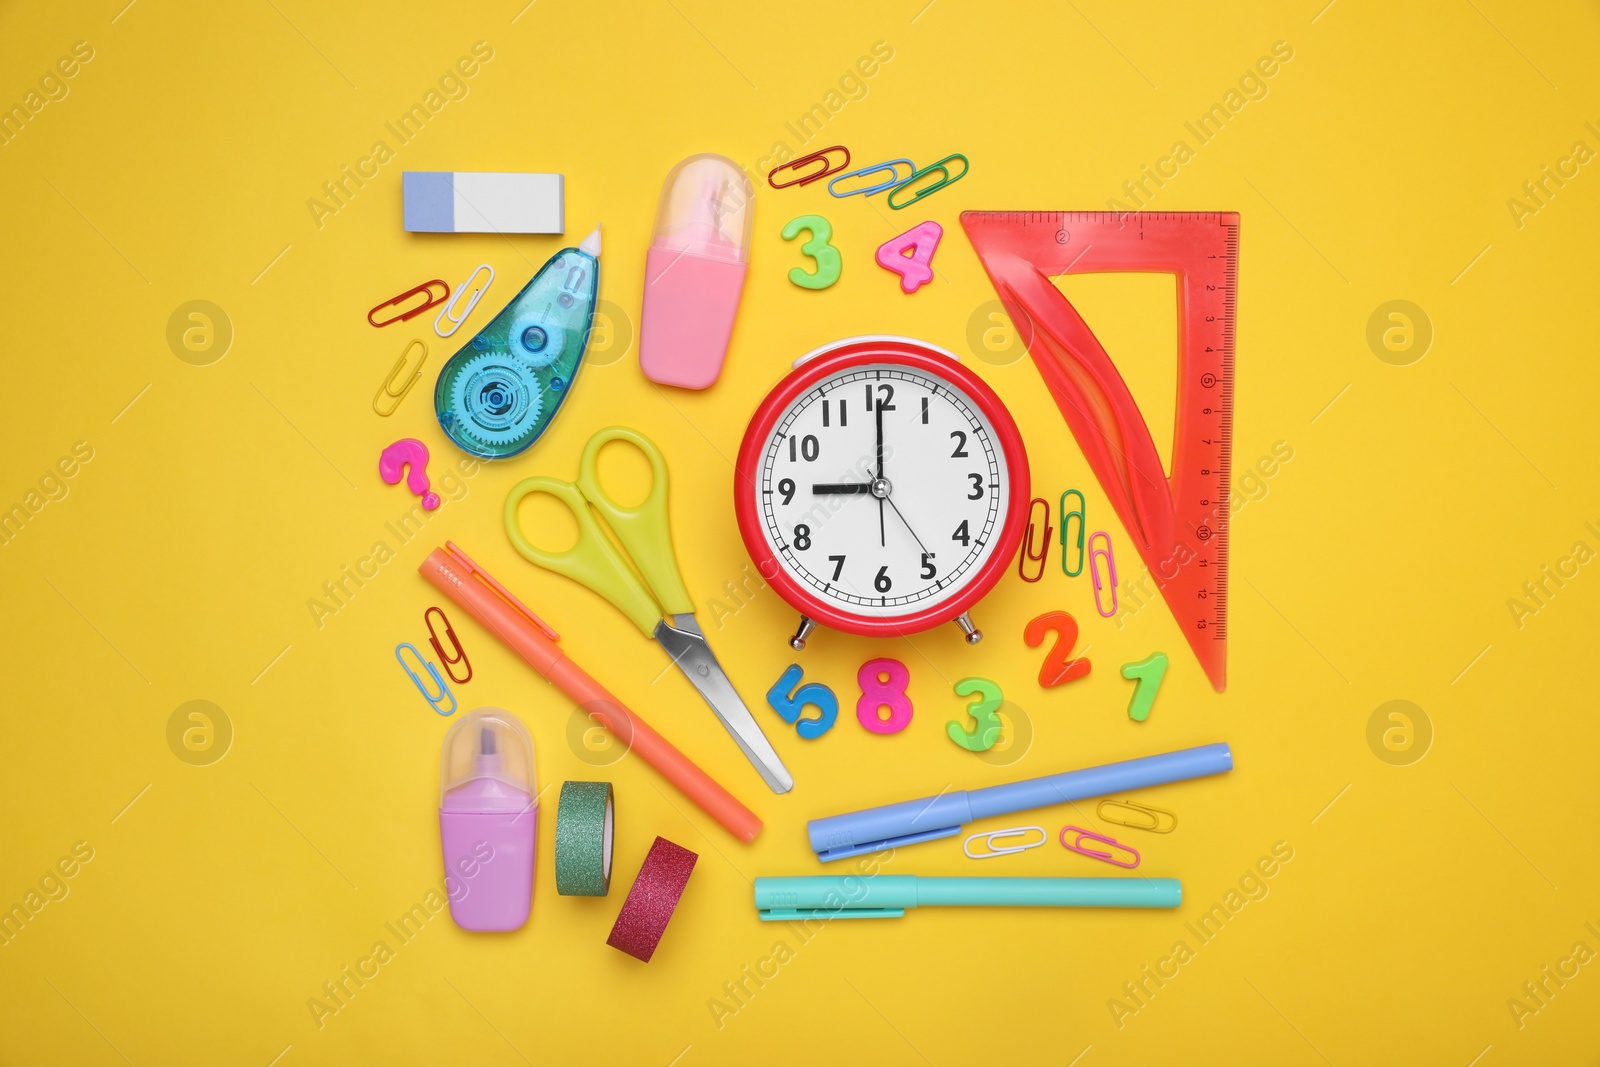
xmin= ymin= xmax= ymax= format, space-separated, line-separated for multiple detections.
xmin=404 ymin=172 xmax=455 ymax=233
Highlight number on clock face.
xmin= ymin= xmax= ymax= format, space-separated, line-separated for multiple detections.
xmin=757 ymin=365 xmax=1008 ymax=616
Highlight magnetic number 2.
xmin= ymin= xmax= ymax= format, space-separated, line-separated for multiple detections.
xmin=766 ymin=664 xmax=839 ymax=739
xmin=857 ymin=658 xmax=912 ymax=734
xmin=781 ymin=215 xmax=842 ymax=290
xmin=875 ymin=220 xmax=943 ymax=294
xmin=1023 ymin=611 xmax=1092 ymax=687
xmin=946 ymin=677 xmax=1003 ymax=752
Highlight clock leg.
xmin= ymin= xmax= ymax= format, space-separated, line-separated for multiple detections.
xmin=955 ymin=613 xmax=982 ymax=645
xmin=789 ymin=616 xmax=817 ymax=652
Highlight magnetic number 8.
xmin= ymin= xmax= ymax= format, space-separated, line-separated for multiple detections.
xmin=781 ymin=215 xmax=842 ymax=290
xmin=856 ymin=658 xmax=912 ymax=734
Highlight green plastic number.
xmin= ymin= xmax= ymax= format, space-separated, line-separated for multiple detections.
xmin=946 ymin=677 xmax=1003 ymax=752
xmin=1121 ymin=652 xmax=1169 ymax=722
xmin=781 ymin=214 xmax=842 ymax=290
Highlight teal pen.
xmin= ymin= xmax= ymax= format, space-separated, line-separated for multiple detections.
xmin=753 ymin=875 xmax=1181 ymax=920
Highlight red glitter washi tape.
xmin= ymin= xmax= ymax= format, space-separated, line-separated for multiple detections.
xmin=607 ymin=836 xmax=698 ymax=962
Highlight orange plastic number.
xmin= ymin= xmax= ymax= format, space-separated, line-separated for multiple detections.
xmin=1023 ymin=611 xmax=1091 ymax=687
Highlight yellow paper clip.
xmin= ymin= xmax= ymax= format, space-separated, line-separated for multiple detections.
xmin=373 ymin=339 xmax=428 ymax=417
xmin=1097 ymin=799 xmax=1177 ymax=834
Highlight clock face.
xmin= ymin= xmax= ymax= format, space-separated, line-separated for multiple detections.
xmin=755 ymin=362 xmax=1012 ymax=618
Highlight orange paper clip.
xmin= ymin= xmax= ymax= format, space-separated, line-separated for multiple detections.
xmin=425 ymin=605 xmax=472 ymax=684
xmin=768 ymin=146 xmax=851 ymax=189
xmin=1018 ymin=497 xmax=1052 ymax=582
xmin=1060 ymin=825 xmax=1139 ymax=868
xmin=368 ymin=279 xmax=450 ymax=327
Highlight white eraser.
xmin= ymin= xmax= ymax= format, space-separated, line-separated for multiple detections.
xmin=403 ymin=171 xmax=564 ymax=234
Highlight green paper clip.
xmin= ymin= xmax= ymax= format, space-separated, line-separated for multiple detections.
xmin=886 ymin=154 xmax=969 ymax=210
xmin=1060 ymin=489 xmax=1085 ymax=576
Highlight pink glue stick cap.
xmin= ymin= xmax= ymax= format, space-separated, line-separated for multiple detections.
xmin=438 ymin=708 xmax=537 ymax=931
xmin=640 ymin=153 xmax=753 ymax=390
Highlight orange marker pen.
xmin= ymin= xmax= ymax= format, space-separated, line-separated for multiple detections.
xmin=419 ymin=541 xmax=763 ymax=844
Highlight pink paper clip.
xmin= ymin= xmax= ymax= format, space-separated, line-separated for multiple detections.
xmin=1059 ymin=825 xmax=1140 ymax=868
xmin=1087 ymin=530 xmax=1117 ymax=617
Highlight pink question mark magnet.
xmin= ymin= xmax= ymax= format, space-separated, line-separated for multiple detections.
xmin=379 ymin=438 xmax=441 ymax=510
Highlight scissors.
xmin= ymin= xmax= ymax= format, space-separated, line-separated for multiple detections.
xmin=504 ymin=426 xmax=794 ymax=794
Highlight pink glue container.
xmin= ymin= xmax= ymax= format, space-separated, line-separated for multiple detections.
xmin=438 ymin=708 xmax=537 ymax=931
xmin=640 ymin=153 xmax=754 ymax=389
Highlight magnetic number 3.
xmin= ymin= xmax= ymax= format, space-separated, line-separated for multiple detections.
xmin=781 ymin=215 xmax=842 ymax=290
xmin=857 ymin=658 xmax=912 ymax=733
xmin=946 ymin=677 xmax=1003 ymax=752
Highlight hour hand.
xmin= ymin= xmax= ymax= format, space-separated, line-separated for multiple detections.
xmin=812 ymin=483 xmax=872 ymax=494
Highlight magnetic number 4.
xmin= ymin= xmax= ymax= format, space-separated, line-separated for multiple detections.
xmin=876 ymin=221 xmax=943 ymax=294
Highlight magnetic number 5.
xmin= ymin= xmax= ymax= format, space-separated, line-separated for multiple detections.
xmin=766 ymin=664 xmax=839 ymax=740
xmin=946 ymin=677 xmax=1003 ymax=752
xmin=782 ymin=215 xmax=842 ymax=290
xmin=1023 ymin=611 xmax=1092 ymax=687
xmin=857 ymin=658 xmax=912 ymax=733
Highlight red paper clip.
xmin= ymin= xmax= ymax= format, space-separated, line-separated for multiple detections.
xmin=1018 ymin=497 xmax=1052 ymax=582
xmin=1060 ymin=825 xmax=1140 ymax=868
xmin=368 ymin=279 xmax=450 ymax=328
xmin=425 ymin=605 xmax=473 ymax=684
xmin=767 ymin=146 xmax=851 ymax=189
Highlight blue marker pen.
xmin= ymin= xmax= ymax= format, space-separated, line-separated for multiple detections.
xmin=807 ymin=743 xmax=1233 ymax=861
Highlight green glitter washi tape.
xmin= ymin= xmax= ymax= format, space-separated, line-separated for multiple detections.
xmin=555 ymin=781 xmax=614 ymax=896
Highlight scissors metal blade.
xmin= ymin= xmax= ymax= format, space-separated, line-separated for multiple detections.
xmin=654 ymin=614 xmax=794 ymax=794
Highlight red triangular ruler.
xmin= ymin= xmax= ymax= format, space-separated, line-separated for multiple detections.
xmin=962 ymin=211 xmax=1236 ymax=691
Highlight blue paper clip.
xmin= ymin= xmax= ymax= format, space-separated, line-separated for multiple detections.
xmin=397 ymin=642 xmax=455 ymax=715
xmin=827 ymin=158 xmax=915 ymax=198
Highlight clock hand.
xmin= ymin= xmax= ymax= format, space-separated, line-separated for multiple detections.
xmin=875 ymin=400 xmax=886 ymax=545
xmin=812 ymin=483 xmax=872 ymax=494
xmin=884 ymin=495 xmax=930 ymax=556
xmin=874 ymin=400 xmax=884 ymax=479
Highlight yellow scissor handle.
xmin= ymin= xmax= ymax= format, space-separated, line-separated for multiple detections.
xmin=503 ymin=476 xmax=663 ymax=636
xmin=575 ymin=427 xmax=695 ymax=616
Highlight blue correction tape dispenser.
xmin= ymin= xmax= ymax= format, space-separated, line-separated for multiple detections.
xmin=434 ymin=227 xmax=602 ymax=459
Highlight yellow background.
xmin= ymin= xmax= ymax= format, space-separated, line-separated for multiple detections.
xmin=3 ymin=1 xmax=1598 ymax=1063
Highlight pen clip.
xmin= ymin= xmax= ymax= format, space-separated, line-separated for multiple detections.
xmin=758 ymin=908 xmax=905 ymax=921
xmin=443 ymin=540 xmax=561 ymax=641
xmin=814 ymin=825 xmax=960 ymax=862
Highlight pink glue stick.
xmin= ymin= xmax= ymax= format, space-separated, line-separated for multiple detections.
xmin=438 ymin=708 xmax=538 ymax=931
xmin=640 ymin=153 xmax=754 ymax=390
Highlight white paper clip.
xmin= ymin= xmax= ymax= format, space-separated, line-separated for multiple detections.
xmin=963 ymin=825 xmax=1047 ymax=860
xmin=434 ymin=263 xmax=494 ymax=338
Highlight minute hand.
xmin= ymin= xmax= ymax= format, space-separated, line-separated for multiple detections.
xmin=812 ymin=483 xmax=873 ymax=494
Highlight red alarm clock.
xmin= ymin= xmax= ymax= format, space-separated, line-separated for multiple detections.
xmin=734 ymin=336 xmax=1030 ymax=649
